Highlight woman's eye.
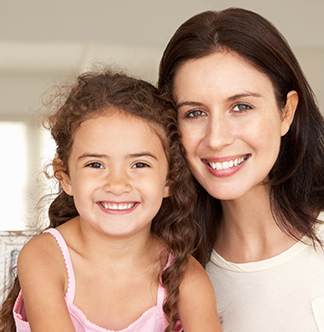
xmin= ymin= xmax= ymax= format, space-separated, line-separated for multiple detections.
xmin=87 ymin=162 xmax=104 ymax=169
xmin=185 ymin=109 xmax=206 ymax=118
xmin=232 ymin=104 xmax=251 ymax=112
xmin=132 ymin=162 xmax=149 ymax=169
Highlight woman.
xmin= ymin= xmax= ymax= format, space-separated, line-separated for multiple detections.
xmin=158 ymin=7 xmax=324 ymax=331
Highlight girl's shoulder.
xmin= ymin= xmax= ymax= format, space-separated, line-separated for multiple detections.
xmin=17 ymin=229 xmax=68 ymax=292
xmin=16 ymin=229 xmax=77 ymax=331
xmin=176 ymin=256 xmax=222 ymax=331
xmin=178 ymin=255 xmax=216 ymax=306
xmin=182 ymin=256 xmax=211 ymax=285
xmin=18 ymin=230 xmax=63 ymax=263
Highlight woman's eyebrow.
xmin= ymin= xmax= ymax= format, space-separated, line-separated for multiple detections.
xmin=176 ymin=101 xmax=204 ymax=109
xmin=176 ymin=93 xmax=262 ymax=109
xmin=226 ymin=92 xmax=262 ymax=102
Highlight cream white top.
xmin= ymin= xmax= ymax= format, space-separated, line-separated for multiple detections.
xmin=206 ymin=223 xmax=324 ymax=332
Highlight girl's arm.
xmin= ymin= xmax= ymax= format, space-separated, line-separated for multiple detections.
xmin=17 ymin=233 xmax=76 ymax=332
xmin=177 ymin=256 xmax=223 ymax=332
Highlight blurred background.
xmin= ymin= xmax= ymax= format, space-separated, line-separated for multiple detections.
xmin=1 ymin=0 xmax=324 ymax=231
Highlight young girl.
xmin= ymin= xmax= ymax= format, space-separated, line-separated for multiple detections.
xmin=0 ymin=70 xmax=222 ymax=332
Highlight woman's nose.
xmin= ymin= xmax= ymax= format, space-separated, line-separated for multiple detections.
xmin=204 ymin=114 xmax=235 ymax=150
xmin=103 ymin=169 xmax=132 ymax=195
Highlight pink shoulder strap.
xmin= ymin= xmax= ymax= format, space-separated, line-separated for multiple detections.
xmin=156 ymin=254 xmax=173 ymax=311
xmin=43 ymin=228 xmax=75 ymax=304
xmin=156 ymin=253 xmax=182 ymax=330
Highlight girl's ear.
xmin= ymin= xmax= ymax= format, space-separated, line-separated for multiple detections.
xmin=281 ymin=90 xmax=298 ymax=137
xmin=163 ymin=182 xmax=170 ymax=198
xmin=53 ymin=158 xmax=73 ymax=196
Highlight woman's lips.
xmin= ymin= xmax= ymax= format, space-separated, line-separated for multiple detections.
xmin=207 ymin=154 xmax=249 ymax=170
xmin=202 ymin=154 xmax=250 ymax=177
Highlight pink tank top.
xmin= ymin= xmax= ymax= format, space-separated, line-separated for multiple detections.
xmin=13 ymin=228 xmax=182 ymax=332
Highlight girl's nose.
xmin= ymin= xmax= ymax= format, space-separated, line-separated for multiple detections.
xmin=103 ymin=169 xmax=132 ymax=195
xmin=204 ymin=114 xmax=235 ymax=150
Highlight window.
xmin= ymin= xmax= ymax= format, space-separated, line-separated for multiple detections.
xmin=0 ymin=121 xmax=55 ymax=231
xmin=0 ymin=122 xmax=28 ymax=230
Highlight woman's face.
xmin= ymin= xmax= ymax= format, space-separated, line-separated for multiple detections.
xmin=173 ymin=51 xmax=296 ymax=201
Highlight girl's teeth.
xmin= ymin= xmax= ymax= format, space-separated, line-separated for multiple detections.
xmin=209 ymin=156 xmax=247 ymax=170
xmin=101 ymin=202 xmax=135 ymax=210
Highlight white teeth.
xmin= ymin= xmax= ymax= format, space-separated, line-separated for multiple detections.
xmin=101 ymin=202 xmax=135 ymax=210
xmin=222 ymin=161 xmax=229 ymax=170
xmin=209 ymin=156 xmax=248 ymax=170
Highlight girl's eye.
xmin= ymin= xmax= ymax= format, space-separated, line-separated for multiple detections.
xmin=132 ymin=162 xmax=149 ymax=169
xmin=185 ymin=109 xmax=206 ymax=118
xmin=232 ymin=104 xmax=251 ymax=112
xmin=86 ymin=162 xmax=104 ymax=169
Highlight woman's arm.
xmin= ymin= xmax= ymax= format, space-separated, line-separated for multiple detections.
xmin=17 ymin=233 xmax=76 ymax=332
xmin=177 ymin=256 xmax=223 ymax=332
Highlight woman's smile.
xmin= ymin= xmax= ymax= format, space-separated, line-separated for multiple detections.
xmin=204 ymin=154 xmax=249 ymax=171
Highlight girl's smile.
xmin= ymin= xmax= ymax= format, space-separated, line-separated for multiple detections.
xmin=97 ymin=201 xmax=138 ymax=214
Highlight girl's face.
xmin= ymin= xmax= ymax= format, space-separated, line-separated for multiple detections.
xmin=173 ymin=51 xmax=297 ymax=201
xmin=59 ymin=112 xmax=169 ymax=239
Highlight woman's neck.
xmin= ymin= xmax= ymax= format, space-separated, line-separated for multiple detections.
xmin=214 ymin=184 xmax=300 ymax=263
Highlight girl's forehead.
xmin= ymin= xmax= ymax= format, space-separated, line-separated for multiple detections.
xmin=68 ymin=114 xmax=169 ymax=170
xmin=75 ymin=111 xmax=169 ymax=153
xmin=84 ymin=109 xmax=166 ymax=137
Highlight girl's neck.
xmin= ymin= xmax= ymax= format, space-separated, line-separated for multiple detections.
xmin=58 ymin=217 xmax=166 ymax=270
xmin=214 ymin=184 xmax=300 ymax=263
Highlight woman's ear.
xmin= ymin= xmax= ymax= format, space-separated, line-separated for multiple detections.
xmin=53 ymin=158 xmax=73 ymax=196
xmin=281 ymin=90 xmax=298 ymax=136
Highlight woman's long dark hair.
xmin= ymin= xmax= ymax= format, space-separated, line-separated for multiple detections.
xmin=0 ymin=69 xmax=199 ymax=332
xmin=158 ymin=7 xmax=324 ymax=263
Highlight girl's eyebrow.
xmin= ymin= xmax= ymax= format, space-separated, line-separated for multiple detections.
xmin=128 ymin=152 xmax=158 ymax=160
xmin=78 ymin=153 xmax=107 ymax=160
xmin=77 ymin=152 xmax=158 ymax=160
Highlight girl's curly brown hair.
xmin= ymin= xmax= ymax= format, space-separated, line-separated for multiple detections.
xmin=0 ymin=68 xmax=199 ymax=332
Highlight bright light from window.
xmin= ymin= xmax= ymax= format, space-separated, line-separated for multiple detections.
xmin=40 ymin=127 xmax=56 ymax=176
xmin=0 ymin=122 xmax=27 ymax=230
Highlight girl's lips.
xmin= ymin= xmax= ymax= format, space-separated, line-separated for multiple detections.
xmin=97 ymin=201 xmax=139 ymax=214
xmin=203 ymin=154 xmax=250 ymax=177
